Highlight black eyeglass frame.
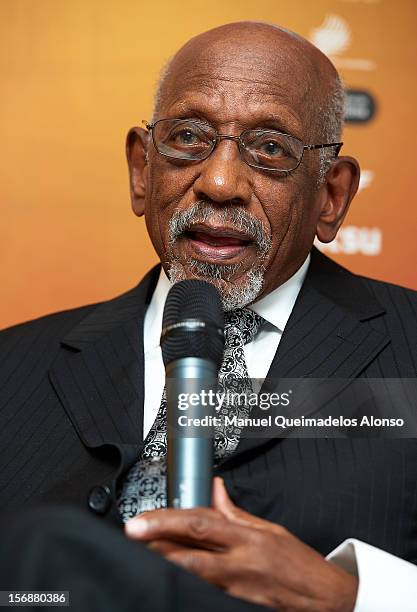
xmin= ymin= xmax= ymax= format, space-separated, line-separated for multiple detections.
xmin=142 ymin=118 xmax=343 ymax=174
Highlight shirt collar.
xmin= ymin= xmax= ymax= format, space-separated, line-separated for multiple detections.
xmin=143 ymin=266 xmax=172 ymax=354
xmin=144 ymin=254 xmax=310 ymax=352
xmin=249 ymin=254 xmax=310 ymax=332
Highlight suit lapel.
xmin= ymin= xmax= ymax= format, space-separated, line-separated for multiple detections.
xmin=228 ymin=248 xmax=390 ymax=461
xmin=266 ymin=293 xmax=388 ymax=380
xmin=49 ymin=266 xmax=160 ymax=452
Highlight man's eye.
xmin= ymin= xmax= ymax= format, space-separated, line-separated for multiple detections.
xmin=173 ymin=129 xmax=200 ymax=145
xmin=260 ymin=140 xmax=286 ymax=156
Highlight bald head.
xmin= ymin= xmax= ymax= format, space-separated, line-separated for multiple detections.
xmin=153 ymin=22 xmax=344 ymax=164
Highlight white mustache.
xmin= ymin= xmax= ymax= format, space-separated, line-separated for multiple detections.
xmin=168 ymin=202 xmax=272 ymax=255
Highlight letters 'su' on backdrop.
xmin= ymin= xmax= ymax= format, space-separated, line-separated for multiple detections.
xmin=1 ymin=0 xmax=416 ymax=328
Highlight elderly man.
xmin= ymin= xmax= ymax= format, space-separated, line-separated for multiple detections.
xmin=1 ymin=21 xmax=417 ymax=612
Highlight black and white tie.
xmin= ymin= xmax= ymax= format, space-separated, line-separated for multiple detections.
xmin=215 ymin=308 xmax=264 ymax=459
xmin=117 ymin=308 xmax=264 ymax=523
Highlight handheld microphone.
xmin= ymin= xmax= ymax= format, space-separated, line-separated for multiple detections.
xmin=161 ymin=280 xmax=224 ymax=509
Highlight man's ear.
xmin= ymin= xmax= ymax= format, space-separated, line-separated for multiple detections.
xmin=126 ymin=127 xmax=149 ymax=217
xmin=316 ymin=156 xmax=360 ymax=243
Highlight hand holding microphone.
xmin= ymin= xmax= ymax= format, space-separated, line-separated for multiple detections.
xmin=127 ymin=283 xmax=358 ymax=612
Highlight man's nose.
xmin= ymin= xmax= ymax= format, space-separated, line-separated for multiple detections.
xmin=192 ymin=139 xmax=253 ymax=206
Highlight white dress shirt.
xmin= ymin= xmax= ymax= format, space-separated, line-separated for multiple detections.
xmin=142 ymin=256 xmax=417 ymax=611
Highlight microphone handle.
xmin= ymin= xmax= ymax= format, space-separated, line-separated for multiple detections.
xmin=166 ymin=357 xmax=218 ymax=509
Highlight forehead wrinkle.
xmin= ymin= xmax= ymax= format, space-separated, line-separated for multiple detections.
xmin=168 ymin=42 xmax=317 ymax=90
xmin=160 ymin=29 xmax=331 ymax=138
xmin=161 ymin=56 xmax=315 ymax=131
xmin=163 ymin=80 xmax=306 ymax=135
xmin=166 ymin=63 xmax=314 ymax=98
xmin=177 ymin=74 xmax=312 ymax=98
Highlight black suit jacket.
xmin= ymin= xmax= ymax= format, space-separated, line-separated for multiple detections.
xmin=1 ymin=248 xmax=417 ymax=562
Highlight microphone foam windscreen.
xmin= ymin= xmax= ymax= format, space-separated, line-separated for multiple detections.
xmin=161 ymin=279 xmax=224 ymax=368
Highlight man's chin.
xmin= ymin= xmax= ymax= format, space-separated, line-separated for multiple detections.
xmin=166 ymin=258 xmax=265 ymax=311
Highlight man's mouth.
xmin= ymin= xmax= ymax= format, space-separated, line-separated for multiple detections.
xmin=182 ymin=223 xmax=254 ymax=260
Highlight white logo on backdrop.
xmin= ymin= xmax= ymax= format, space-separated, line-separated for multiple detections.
xmin=357 ymin=169 xmax=374 ymax=193
xmin=310 ymin=14 xmax=351 ymax=56
xmin=309 ymin=14 xmax=376 ymax=71
xmin=315 ymin=227 xmax=382 ymax=256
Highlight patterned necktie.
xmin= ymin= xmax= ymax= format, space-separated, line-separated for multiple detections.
xmin=215 ymin=309 xmax=264 ymax=459
xmin=117 ymin=308 xmax=264 ymax=523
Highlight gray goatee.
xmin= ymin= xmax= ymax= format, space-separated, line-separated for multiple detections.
xmin=166 ymin=202 xmax=272 ymax=311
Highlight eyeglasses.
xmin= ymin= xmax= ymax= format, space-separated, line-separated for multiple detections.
xmin=143 ymin=118 xmax=343 ymax=173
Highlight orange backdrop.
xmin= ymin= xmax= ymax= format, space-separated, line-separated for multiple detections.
xmin=1 ymin=0 xmax=416 ymax=329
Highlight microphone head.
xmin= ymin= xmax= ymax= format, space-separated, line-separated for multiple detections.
xmin=161 ymin=280 xmax=224 ymax=368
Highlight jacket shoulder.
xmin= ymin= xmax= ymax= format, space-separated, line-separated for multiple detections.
xmin=0 ymin=303 xmax=102 ymax=368
xmin=311 ymin=248 xmax=417 ymax=314
xmin=0 ymin=302 xmax=105 ymax=338
xmin=360 ymin=274 xmax=417 ymax=296
xmin=0 ymin=268 xmax=159 ymax=374
xmin=356 ymin=274 xmax=417 ymax=314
